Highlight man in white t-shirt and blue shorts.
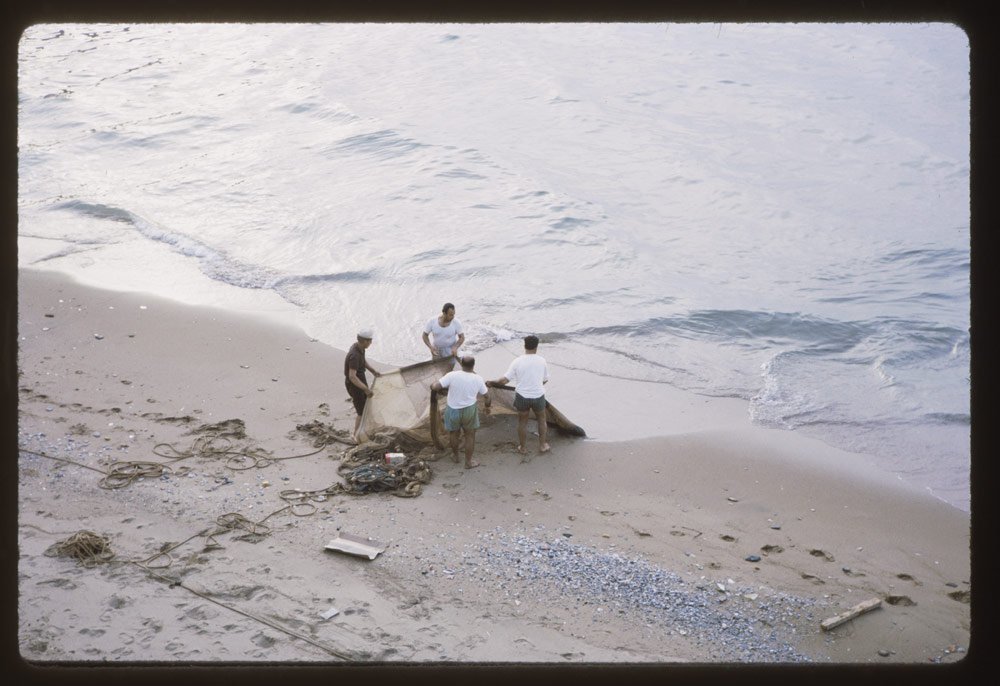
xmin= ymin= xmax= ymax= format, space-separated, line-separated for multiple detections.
xmin=487 ymin=334 xmax=551 ymax=457
xmin=431 ymin=355 xmax=491 ymax=469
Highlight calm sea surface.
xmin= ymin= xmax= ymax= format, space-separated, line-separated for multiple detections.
xmin=17 ymin=23 xmax=971 ymax=510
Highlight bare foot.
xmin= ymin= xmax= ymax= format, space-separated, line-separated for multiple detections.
xmin=539 ymin=443 xmax=551 ymax=454
xmin=516 ymin=445 xmax=528 ymax=455
xmin=465 ymin=461 xmax=480 ymax=469
xmin=450 ymin=452 xmax=460 ymax=464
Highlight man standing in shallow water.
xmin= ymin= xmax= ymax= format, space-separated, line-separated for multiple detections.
xmin=487 ymin=334 xmax=551 ymax=455
xmin=422 ymin=302 xmax=465 ymax=359
xmin=431 ymin=355 xmax=491 ymax=469
xmin=344 ymin=328 xmax=381 ymax=442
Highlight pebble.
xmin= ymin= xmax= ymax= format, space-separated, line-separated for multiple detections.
xmin=745 ymin=555 xmax=761 ymax=562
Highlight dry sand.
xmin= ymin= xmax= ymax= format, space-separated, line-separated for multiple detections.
xmin=13 ymin=268 xmax=974 ymax=676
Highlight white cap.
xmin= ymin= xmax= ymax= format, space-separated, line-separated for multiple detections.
xmin=358 ymin=327 xmax=374 ymax=339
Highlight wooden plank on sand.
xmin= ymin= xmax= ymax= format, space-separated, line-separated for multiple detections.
xmin=820 ymin=597 xmax=882 ymax=632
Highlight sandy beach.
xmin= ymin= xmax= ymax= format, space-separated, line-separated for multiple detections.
xmin=14 ymin=268 xmax=972 ymax=672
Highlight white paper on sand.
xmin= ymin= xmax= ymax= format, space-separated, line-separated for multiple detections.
xmin=324 ymin=532 xmax=386 ymax=560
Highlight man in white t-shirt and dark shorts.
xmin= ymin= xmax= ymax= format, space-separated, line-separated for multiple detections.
xmin=422 ymin=302 xmax=465 ymax=359
xmin=487 ymin=334 xmax=551 ymax=456
xmin=431 ymin=355 xmax=491 ymax=469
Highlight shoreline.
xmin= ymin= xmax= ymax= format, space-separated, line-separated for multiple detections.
xmin=18 ymin=264 xmax=969 ymax=514
xmin=14 ymin=267 xmax=971 ymax=665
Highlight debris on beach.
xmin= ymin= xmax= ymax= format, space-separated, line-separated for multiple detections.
xmin=819 ymin=597 xmax=882 ymax=632
xmin=324 ymin=533 xmax=386 ymax=560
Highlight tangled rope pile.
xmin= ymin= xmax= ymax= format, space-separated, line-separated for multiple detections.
xmin=44 ymin=530 xmax=115 ymax=568
xmin=294 ymin=420 xmax=355 ymax=449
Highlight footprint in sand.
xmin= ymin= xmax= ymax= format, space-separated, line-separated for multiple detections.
xmin=947 ymin=590 xmax=970 ymax=604
xmin=809 ymin=549 xmax=835 ymax=562
xmin=108 ymin=594 xmax=131 ymax=609
xmin=184 ymin=604 xmax=221 ymax=621
xmin=761 ymin=544 xmax=784 ymax=554
xmin=800 ymin=572 xmax=825 ymax=585
xmin=884 ymin=594 xmax=916 ymax=606
xmin=719 ymin=534 xmax=737 ymax=543
xmin=251 ymin=632 xmax=278 ymax=648
xmin=896 ymin=573 xmax=922 ymax=586
xmin=140 ymin=617 xmax=164 ymax=643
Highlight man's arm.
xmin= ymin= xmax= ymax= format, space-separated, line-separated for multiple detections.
xmin=422 ymin=331 xmax=440 ymax=357
xmin=479 ymin=379 xmax=492 ymax=411
xmin=451 ymin=332 xmax=466 ymax=356
xmin=486 ymin=375 xmax=510 ymax=388
xmin=348 ymin=369 xmax=372 ymax=397
xmin=365 ymin=360 xmax=381 ymax=377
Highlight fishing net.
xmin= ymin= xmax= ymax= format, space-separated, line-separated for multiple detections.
xmin=357 ymin=357 xmax=585 ymax=449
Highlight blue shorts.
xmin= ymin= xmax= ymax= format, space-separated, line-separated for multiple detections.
xmin=513 ymin=393 xmax=546 ymax=413
xmin=444 ymin=404 xmax=480 ymax=432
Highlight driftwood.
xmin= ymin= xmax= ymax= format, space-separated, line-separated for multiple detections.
xmin=820 ymin=597 xmax=883 ymax=631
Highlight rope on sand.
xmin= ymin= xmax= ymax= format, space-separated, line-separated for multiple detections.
xmin=23 ymin=425 xmax=436 ymax=661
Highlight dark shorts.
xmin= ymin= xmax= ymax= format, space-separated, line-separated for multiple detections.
xmin=513 ymin=393 xmax=546 ymax=413
xmin=346 ymin=379 xmax=367 ymax=415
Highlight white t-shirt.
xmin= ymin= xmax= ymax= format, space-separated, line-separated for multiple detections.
xmin=438 ymin=370 xmax=488 ymax=409
xmin=504 ymin=354 xmax=549 ymax=399
xmin=424 ymin=317 xmax=464 ymax=354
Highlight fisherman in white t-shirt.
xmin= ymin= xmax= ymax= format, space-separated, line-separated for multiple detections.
xmin=422 ymin=302 xmax=465 ymax=359
xmin=430 ymin=355 xmax=491 ymax=469
xmin=487 ymin=334 xmax=551 ymax=456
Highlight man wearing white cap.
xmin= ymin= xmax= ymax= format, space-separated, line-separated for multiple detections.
xmin=345 ymin=328 xmax=381 ymax=441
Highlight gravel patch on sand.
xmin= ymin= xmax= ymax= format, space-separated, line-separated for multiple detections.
xmin=456 ymin=530 xmax=822 ymax=662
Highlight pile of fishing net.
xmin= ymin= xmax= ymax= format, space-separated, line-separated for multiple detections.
xmin=335 ymin=429 xmax=435 ymax=498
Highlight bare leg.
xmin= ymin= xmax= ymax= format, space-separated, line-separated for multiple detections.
xmin=464 ymin=429 xmax=479 ymax=468
xmin=516 ymin=411 xmax=529 ymax=454
xmin=448 ymin=430 xmax=461 ymax=463
xmin=353 ymin=413 xmax=362 ymax=442
xmin=536 ymin=407 xmax=550 ymax=453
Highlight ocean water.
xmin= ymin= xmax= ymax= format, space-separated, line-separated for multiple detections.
xmin=17 ymin=23 xmax=971 ymax=510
